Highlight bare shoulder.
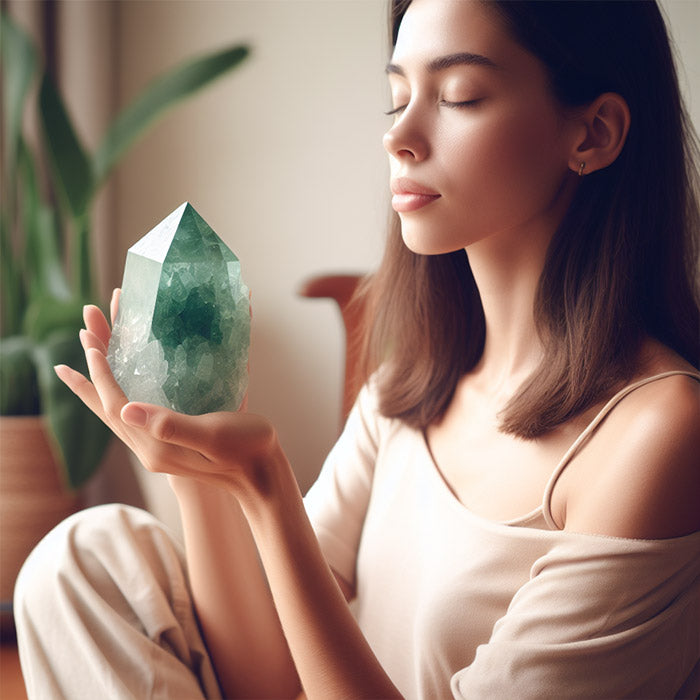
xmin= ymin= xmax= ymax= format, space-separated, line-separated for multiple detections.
xmin=563 ymin=355 xmax=700 ymax=540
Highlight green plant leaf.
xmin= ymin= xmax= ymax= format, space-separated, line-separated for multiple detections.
xmin=23 ymin=295 xmax=85 ymax=343
xmin=28 ymin=205 xmax=72 ymax=301
xmin=0 ymin=336 xmax=40 ymax=415
xmin=94 ymin=44 xmax=250 ymax=183
xmin=0 ymin=211 xmax=25 ymax=337
xmin=33 ymin=330 xmax=112 ymax=489
xmin=39 ymin=73 xmax=95 ymax=219
xmin=17 ymin=140 xmax=72 ymax=301
xmin=1 ymin=11 xmax=38 ymax=220
xmin=72 ymin=214 xmax=94 ymax=300
xmin=0 ymin=12 xmax=37 ymax=154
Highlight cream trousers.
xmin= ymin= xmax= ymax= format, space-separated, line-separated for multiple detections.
xmin=14 ymin=504 xmax=223 ymax=700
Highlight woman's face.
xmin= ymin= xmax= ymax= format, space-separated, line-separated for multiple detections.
xmin=384 ymin=0 xmax=578 ymax=256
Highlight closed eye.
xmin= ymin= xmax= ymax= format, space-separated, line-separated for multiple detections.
xmin=440 ymin=98 xmax=483 ymax=108
xmin=385 ymin=98 xmax=483 ymax=116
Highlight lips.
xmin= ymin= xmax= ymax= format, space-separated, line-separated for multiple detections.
xmin=390 ymin=177 xmax=441 ymax=213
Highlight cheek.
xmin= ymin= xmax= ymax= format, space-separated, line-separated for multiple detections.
xmin=500 ymin=109 xmax=565 ymax=185
xmin=462 ymin=117 xmax=558 ymax=194
xmin=444 ymin=106 xmax=566 ymax=219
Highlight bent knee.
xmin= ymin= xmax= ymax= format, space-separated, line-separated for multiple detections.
xmin=14 ymin=504 xmax=172 ymax=622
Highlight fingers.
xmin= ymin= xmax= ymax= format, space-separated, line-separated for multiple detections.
xmin=79 ymin=328 xmax=107 ymax=355
xmin=110 ymin=288 xmax=121 ymax=326
xmin=56 ymin=357 xmax=138 ymax=452
xmin=83 ymin=304 xmax=112 ymax=349
xmin=59 ymin=315 xmax=213 ymax=474
xmin=55 ymin=363 xmax=183 ymax=469
xmin=81 ymin=290 xmax=120 ymax=351
xmin=85 ymin=347 xmax=130 ymax=422
xmin=55 ymin=358 xmax=185 ymax=470
xmin=78 ymin=315 xmax=205 ymax=469
xmin=54 ymin=364 xmax=110 ymax=426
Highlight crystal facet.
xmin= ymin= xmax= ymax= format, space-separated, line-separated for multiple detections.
xmin=108 ymin=202 xmax=250 ymax=414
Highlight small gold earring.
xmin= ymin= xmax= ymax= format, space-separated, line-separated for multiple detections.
xmin=578 ymin=162 xmax=586 ymax=177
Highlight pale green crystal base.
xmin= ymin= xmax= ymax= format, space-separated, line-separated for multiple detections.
xmin=108 ymin=202 xmax=249 ymax=414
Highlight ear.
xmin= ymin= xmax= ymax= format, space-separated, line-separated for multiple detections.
xmin=568 ymin=93 xmax=630 ymax=176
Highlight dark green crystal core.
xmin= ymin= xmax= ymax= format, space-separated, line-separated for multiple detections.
xmin=108 ymin=203 xmax=249 ymax=414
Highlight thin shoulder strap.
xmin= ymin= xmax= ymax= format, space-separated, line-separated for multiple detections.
xmin=542 ymin=370 xmax=700 ymax=529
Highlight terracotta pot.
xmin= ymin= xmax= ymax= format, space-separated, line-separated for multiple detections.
xmin=0 ymin=416 xmax=79 ymax=635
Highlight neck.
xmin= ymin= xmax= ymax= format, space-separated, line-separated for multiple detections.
xmin=466 ymin=216 xmax=563 ymax=401
xmin=464 ymin=176 xmax=578 ymax=400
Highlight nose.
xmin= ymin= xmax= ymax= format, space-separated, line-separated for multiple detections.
xmin=382 ymin=109 xmax=429 ymax=162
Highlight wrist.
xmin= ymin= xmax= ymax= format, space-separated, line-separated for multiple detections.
xmin=234 ymin=440 xmax=302 ymax=527
xmin=168 ymin=474 xmax=231 ymax=507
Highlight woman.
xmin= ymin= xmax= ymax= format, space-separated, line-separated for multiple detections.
xmin=16 ymin=1 xmax=700 ymax=698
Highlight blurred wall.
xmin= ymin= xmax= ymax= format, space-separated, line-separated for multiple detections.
xmin=660 ymin=0 xmax=700 ymax=130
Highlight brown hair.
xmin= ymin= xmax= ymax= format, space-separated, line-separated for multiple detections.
xmin=359 ymin=0 xmax=700 ymax=437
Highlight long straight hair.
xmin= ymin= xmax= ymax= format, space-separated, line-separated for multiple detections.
xmin=360 ymin=0 xmax=700 ymax=437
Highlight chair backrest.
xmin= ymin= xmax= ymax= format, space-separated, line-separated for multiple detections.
xmin=298 ymin=273 xmax=366 ymax=425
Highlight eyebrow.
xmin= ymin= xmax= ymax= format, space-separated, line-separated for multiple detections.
xmin=386 ymin=52 xmax=498 ymax=76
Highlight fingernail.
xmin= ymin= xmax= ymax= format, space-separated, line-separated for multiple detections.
xmin=122 ymin=404 xmax=148 ymax=427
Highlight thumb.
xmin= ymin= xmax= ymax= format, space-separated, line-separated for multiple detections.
xmin=121 ymin=401 xmax=256 ymax=457
xmin=122 ymin=401 xmax=277 ymax=462
xmin=121 ymin=402 xmax=152 ymax=428
xmin=121 ymin=402 xmax=200 ymax=448
xmin=121 ymin=402 xmax=223 ymax=459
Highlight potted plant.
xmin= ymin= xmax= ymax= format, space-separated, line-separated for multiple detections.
xmin=0 ymin=10 xmax=250 ymax=626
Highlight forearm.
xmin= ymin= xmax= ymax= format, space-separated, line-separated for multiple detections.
xmin=235 ymin=455 xmax=402 ymax=700
xmin=170 ymin=476 xmax=301 ymax=699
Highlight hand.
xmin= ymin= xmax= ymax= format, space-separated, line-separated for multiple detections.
xmin=55 ymin=290 xmax=285 ymax=501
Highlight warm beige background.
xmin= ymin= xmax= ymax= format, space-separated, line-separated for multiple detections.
xmin=7 ymin=0 xmax=699 ymax=533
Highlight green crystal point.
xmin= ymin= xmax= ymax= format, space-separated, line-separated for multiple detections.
xmin=108 ymin=202 xmax=250 ymax=414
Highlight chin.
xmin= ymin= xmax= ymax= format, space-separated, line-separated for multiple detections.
xmin=400 ymin=224 xmax=464 ymax=256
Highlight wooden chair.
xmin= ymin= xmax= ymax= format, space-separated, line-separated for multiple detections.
xmin=297 ymin=273 xmax=367 ymax=424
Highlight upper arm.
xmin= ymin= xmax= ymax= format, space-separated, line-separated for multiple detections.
xmin=451 ymin=535 xmax=700 ymax=699
xmin=563 ymin=375 xmax=700 ymax=539
xmin=304 ymin=383 xmax=382 ymax=588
